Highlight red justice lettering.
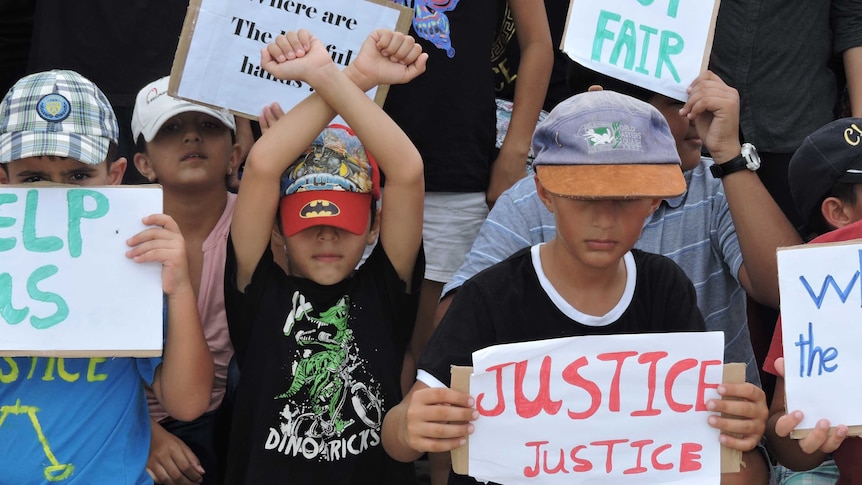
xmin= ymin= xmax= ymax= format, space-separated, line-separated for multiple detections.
xmin=475 ymin=352 xmax=721 ymax=419
xmin=523 ymin=439 xmax=703 ymax=478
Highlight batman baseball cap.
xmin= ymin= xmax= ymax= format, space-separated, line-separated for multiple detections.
xmin=279 ymin=124 xmax=380 ymax=237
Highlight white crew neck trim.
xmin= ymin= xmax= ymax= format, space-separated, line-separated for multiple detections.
xmin=531 ymin=244 xmax=635 ymax=326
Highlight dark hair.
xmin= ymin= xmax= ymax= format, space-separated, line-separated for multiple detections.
xmin=566 ymin=61 xmax=657 ymax=102
xmin=806 ymin=181 xmax=858 ymax=237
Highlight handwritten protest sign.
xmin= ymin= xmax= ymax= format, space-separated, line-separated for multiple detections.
xmin=169 ymin=0 xmax=412 ymax=119
xmin=451 ymin=331 xmax=725 ymax=484
xmin=777 ymin=241 xmax=862 ymax=438
xmin=0 ymin=186 xmax=163 ymax=357
xmin=561 ymin=0 xmax=720 ymax=101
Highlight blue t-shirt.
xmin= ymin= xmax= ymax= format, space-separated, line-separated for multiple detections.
xmin=1 ymin=355 xmax=159 ymax=484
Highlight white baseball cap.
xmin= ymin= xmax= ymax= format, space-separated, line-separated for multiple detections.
xmin=132 ymin=76 xmax=235 ymax=143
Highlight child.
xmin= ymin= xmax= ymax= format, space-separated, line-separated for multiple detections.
xmin=0 ymin=70 xmax=213 ymax=483
xmin=223 ymin=30 xmax=427 ymax=483
xmin=434 ymin=69 xmax=787 ymax=482
xmin=131 ymin=75 xmax=241 ymax=484
xmin=764 ymin=117 xmax=862 ymax=484
xmin=382 ymin=90 xmax=769 ymax=484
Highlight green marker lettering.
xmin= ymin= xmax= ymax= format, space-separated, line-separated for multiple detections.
xmin=592 ymin=10 xmax=621 ymax=62
xmin=0 ymin=273 xmax=28 ymax=324
xmin=637 ymin=25 xmax=658 ymax=74
xmin=67 ymin=189 xmax=109 ymax=258
xmin=23 ymin=190 xmax=63 ymax=253
xmin=27 ymin=265 xmax=68 ymax=330
xmin=609 ymin=19 xmax=637 ymax=70
xmin=0 ymin=193 xmax=18 ymax=252
xmin=656 ymin=30 xmax=683 ymax=82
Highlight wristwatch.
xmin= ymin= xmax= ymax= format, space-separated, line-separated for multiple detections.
xmin=709 ymin=143 xmax=761 ymax=178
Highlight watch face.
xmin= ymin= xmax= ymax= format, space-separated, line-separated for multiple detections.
xmin=742 ymin=143 xmax=761 ymax=170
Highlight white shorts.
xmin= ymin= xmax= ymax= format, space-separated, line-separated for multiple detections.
xmin=422 ymin=192 xmax=488 ymax=283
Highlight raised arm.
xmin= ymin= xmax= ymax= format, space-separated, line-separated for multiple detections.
xmin=487 ymin=0 xmax=553 ymax=206
xmin=301 ymin=30 xmax=428 ymax=285
xmin=232 ymin=30 xmax=427 ymax=289
xmin=682 ymin=71 xmax=802 ymax=308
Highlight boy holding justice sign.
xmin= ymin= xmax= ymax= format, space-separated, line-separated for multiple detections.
xmin=382 ymin=91 xmax=767 ymax=483
xmin=0 ymin=70 xmax=212 ymax=483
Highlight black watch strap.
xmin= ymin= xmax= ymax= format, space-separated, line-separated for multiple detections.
xmin=709 ymin=154 xmax=747 ymax=179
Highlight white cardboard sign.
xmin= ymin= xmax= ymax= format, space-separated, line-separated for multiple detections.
xmin=778 ymin=241 xmax=862 ymax=435
xmin=170 ymin=0 xmax=411 ymax=119
xmin=463 ymin=331 xmax=725 ymax=484
xmin=561 ymin=0 xmax=720 ymax=101
xmin=0 ymin=186 xmax=164 ymax=357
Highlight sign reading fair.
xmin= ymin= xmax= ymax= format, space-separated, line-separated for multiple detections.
xmin=777 ymin=241 xmax=862 ymax=437
xmin=460 ymin=331 xmax=725 ymax=484
xmin=561 ymin=0 xmax=720 ymax=101
xmin=170 ymin=0 xmax=411 ymax=119
xmin=0 ymin=186 xmax=163 ymax=357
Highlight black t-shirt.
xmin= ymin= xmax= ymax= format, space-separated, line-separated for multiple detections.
xmin=224 ymin=239 xmax=422 ymax=485
xmin=418 ymin=247 xmax=704 ymax=485
xmin=384 ymin=0 xmax=497 ymax=193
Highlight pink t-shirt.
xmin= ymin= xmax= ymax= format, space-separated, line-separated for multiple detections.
xmin=148 ymin=193 xmax=236 ymax=421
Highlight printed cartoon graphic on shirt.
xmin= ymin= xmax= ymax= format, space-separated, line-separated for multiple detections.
xmin=391 ymin=0 xmax=460 ymax=58
xmin=265 ymin=292 xmax=384 ymax=462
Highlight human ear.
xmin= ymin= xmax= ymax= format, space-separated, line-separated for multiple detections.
xmin=108 ymin=157 xmax=128 ymax=185
xmin=534 ymin=176 xmax=555 ymax=213
xmin=133 ymin=152 xmax=156 ymax=183
xmin=647 ymin=198 xmax=662 ymax=213
xmin=228 ymin=142 xmax=243 ymax=176
xmin=821 ymin=197 xmax=853 ymax=229
xmin=366 ymin=206 xmax=381 ymax=245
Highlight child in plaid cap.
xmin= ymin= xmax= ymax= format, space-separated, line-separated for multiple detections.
xmin=0 ymin=70 xmax=213 ymax=484
xmin=222 ymin=30 xmax=427 ymax=483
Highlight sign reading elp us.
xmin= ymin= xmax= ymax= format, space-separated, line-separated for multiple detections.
xmin=0 ymin=186 xmax=163 ymax=357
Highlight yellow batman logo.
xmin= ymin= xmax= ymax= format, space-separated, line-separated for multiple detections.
xmin=300 ymin=200 xmax=340 ymax=218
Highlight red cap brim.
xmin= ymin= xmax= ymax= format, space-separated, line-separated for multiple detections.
xmin=279 ymin=191 xmax=371 ymax=237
